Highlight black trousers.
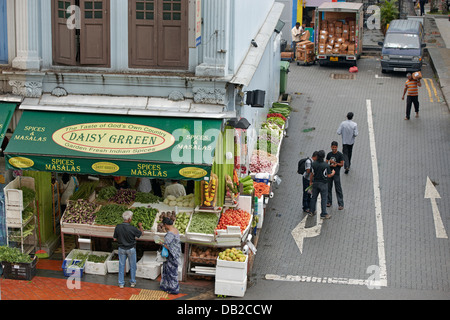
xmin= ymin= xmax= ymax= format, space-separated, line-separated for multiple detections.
xmin=406 ymin=95 xmax=419 ymax=119
xmin=342 ymin=144 xmax=353 ymax=169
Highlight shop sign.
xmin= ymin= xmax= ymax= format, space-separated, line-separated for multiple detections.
xmin=52 ymin=122 xmax=175 ymax=155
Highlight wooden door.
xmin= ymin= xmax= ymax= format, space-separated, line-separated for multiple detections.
xmin=129 ymin=0 xmax=187 ymax=69
xmin=52 ymin=0 xmax=77 ymax=65
xmin=80 ymin=0 xmax=110 ymax=66
xmin=157 ymin=0 xmax=188 ymax=68
xmin=129 ymin=0 xmax=157 ymax=68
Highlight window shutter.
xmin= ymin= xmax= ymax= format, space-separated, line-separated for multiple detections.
xmin=80 ymin=0 xmax=110 ymax=66
xmin=129 ymin=0 xmax=157 ymax=68
xmin=157 ymin=0 xmax=187 ymax=68
xmin=52 ymin=0 xmax=77 ymax=66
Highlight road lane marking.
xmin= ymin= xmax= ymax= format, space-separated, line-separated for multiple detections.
xmin=424 ymin=176 xmax=448 ymax=239
xmin=291 ymin=195 xmax=323 ymax=254
xmin=427 ymin=78 xmax=440 ymax=102
xmin=422 ymin=78 xmax=434 ymax=103
xmin=366 ymin=99 xmax=388 ymax=287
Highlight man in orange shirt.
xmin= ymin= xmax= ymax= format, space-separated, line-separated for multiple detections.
xmin=402 ymin=73 xmax=421 ymax=120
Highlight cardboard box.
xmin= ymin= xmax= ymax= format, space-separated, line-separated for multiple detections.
xmin=300 ymin=30 xmax=310 ymax=41
xmin=281 ymin=52 xmax=294 ymax=60
xmin=412 ymin=71 xmax=422 ymax=79
xmin=332 ymin=48 xmax=340 ymax=54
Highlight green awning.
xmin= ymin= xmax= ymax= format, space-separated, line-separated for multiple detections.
xmin=0 ymin=102 xmax=16 ymax=149
xmin=5 ymin=111 xmax=223 ymax=180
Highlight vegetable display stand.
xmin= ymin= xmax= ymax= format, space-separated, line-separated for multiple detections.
xmin=187 ymin=245 xmax=220 ymax=277
xmin=1 ymin=255 xmax=38 ymax=281
xmin=4 ymin=176 xmax=37 ymax=255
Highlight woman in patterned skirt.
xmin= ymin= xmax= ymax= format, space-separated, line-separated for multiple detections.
xmin=160 ymin=217 xmax=181 ymax=294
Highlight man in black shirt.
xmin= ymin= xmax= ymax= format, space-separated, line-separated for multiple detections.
xmin=326 ymin=141 xmax=345 ymax=210
xmin=309 ymin=150 xmax=335 ymax=219
xmin=113 ymin=210 xmax=144 ymax=288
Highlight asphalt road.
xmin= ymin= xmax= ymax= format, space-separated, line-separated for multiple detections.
xmin=241 ymin=54 xmax=450 ymax=300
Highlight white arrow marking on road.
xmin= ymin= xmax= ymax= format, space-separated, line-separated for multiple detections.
xmin=424 ymin=176 xmax=448 ymax=239
xmin=291 ymin=195 xmax=323 ymax=254
xmin=375 ymin=74 xmax=391 ymax=79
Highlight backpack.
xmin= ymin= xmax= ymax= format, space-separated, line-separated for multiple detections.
xmin=297 ymin=158 xmax=310 ymax=175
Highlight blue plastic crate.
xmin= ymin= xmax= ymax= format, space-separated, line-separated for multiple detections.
xmin=62 ymin=259 xmax=85 ymax=278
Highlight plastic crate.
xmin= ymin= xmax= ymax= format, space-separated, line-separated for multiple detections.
xmin=62 ymin=259 xmax=85 ymax=278
xmin=1 ymin=256 xmax=38 ymax=281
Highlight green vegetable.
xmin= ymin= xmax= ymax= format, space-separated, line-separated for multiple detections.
xmin=130 ymin=206 xmax=158 ymax=230
xmin=135 ymin=192 xmax=161 ymax=204
xmin=70 ymin=181 xmax=99 ymax=200
xmin=173 ymin=212 xmax=191 ymax=234
xmin=95 ymin=204 xmax=128 ymax=226
xmin=0 ymin=246 xmax=33 ymax=263
xmin=19 ymin=187 xmax=35 ymax=207
xmin=188 ymin=212 xmax=218 ymax=234
xmin=97 ymin=186 xmax=117 ymax=201
xmin=87 ymin=253 xmax=109 ymax=263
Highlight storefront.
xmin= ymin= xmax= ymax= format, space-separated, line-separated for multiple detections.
xmin=0 ymin=100 xmax=292 ymax=296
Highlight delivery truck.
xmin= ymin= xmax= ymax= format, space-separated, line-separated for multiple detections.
xmin=315 ymin=2 xmax=364 ymax=66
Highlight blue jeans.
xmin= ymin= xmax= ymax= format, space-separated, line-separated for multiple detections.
xmin=118 ymin=247 xmax=137 ymax=286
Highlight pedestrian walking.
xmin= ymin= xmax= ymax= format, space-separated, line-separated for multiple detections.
xmin=419 ymin=0 xmax=426 ymax=16
xmin=337 ymin=112 xmax=358 ymax=174
xmin=402 ymin=73 xmax=421 ymax=120
xmin=159 ymin=217 xmax=182 ymax=294
xmin=113 ymin=210 xmax=144 ymax=288
xmin=309 ymin=150 xmax=335 ymax=219
xmin=326 ymin=141 xmax=345 ymax=210
xmin=301 ymin=151 xmax=318 ymax=214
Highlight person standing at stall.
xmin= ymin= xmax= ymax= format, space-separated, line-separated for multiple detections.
xmin=159 ymin=217 xmax=181 ymax=294
xmin=60 ymin=173 xmax=79 ymax=213
xmin=113 ymin=210 xmax=144 ymax=288
xmin=164 ymin=180 xmax=186 ymax=198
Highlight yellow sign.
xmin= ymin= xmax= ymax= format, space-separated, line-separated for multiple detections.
xmin=52 ymin=122 xmax=175 ymax=155
xmin=9 ymin=157 xmax=35 ymax=169
xmin=92 ymin=162 xmax=120 ymax=174
xmin=179 ymin=167 xmax=208 ymax=179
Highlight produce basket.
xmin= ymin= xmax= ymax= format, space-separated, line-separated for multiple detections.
xmin=62 ymin=249 xmax=90 ymax=278
xmin=215 ymin=207 xmax=252 ymax=246
xmin=189 ymin=245 xmax=221 ymax=266
xmin=185 ymin=211 xmax=221 ymax=243
xmin=85 ymin=251 xmax=113 ymax=275
xmin=136 ymin=251 xmax=162 ymax=280
xmin=1 ymin=255 xmax=38 ymax=281
xmin=154 ymin=210 xmax=193 ymax=242
xmin=106 ymin=250 xmax=130 ymax=274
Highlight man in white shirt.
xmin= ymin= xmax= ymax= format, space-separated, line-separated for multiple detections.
xmin=337 ymin=112 xmax=358 ymax=174
xmin=291 ymin=22 xmax=303 ymax=58
xmin=164 ymin=180 xmax=186 ymax=199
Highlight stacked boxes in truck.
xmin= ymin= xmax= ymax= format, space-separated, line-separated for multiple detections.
xmin=315 ymin=2 xmax=364 ymax=66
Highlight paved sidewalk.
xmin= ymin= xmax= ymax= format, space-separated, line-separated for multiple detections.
xmin=425 ymin=15 xmax=450 ymax=108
